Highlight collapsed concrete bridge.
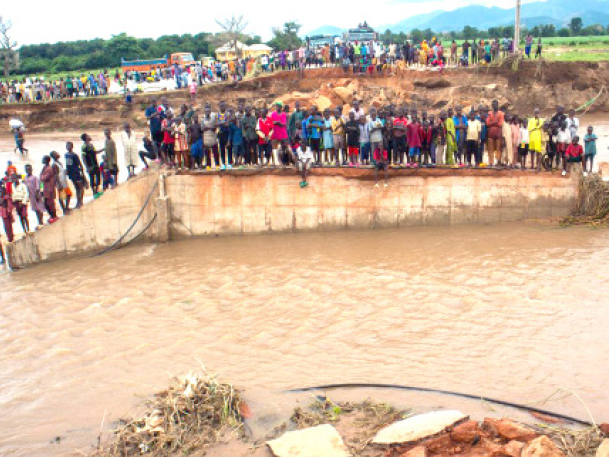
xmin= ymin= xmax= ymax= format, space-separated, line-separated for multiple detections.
xmin=6 ymin=167 xmax=579 ymax=269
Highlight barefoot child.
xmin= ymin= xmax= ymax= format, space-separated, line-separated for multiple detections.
xmin=294 ymin=136 xmax=314 ymax=187
xmin=322 ymin=110 xmax=334 ymax=165
xmin=556 ymin=121 xmax=571 ymax=173
xmin=583 ymin=126 xmax=597 ymax=176
xmin=518 ymin=119 xmax=529 ymax=170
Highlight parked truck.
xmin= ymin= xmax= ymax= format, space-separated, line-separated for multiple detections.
xmin=121 ymin=52 xmax=196 ymax=72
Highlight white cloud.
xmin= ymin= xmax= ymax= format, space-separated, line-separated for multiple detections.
xmin=4 ymin=0 xmax=513 ymax=46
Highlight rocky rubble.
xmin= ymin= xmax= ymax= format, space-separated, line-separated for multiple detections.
xmin=265 ymin=408 xmax=609 ymax=457
xmin=3 ymin=61 xmax=608 ymax=133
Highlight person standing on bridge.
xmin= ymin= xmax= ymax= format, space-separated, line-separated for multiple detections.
xmin=527 ymin=108 xmax=544 ymax=170
xmin=11 ymin=174 xmax=29 ymax=233
xmin=40 ymin=156 xmax=58 ymax=223
xmin=24 ymin=164 xmax=45 ymax=225
xmin=103 ymin=129 xmax=119 ymax=186
xmin=50 ymin=151 xmax=71 ymax=214
xmin=486 ymin=100 xmax=504 ymax=166
xmin=65 ymin=142 xmax=86 ymax=209
xmin=81 ymin=133 xmax=103 ymax=197
xmin=445 ymin=108 xmax=457 ymax=166
xmin=583 ymin=126 xmax=597 ymax=176
xmin=122 ymin=123 xmax=138 ymax=178
xmin=202 ymin=104 xmax=221 ymax=169
xmin=145 ymin=99 xmax=163 ymax=151
xmin=271 ymin=102 xmax=289 ymax=167
xmin=0 ymin=183 xmax=14 ymax=242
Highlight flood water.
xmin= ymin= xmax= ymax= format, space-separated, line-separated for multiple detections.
xmin=1 ymin=223 xmax=609 ymax=455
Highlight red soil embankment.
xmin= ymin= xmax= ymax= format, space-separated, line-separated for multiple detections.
xmin=1 ymin=61 xmax=607 ymax=132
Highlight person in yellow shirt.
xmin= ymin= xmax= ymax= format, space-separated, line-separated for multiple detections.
xmin=331 ymin=107 xmax=346 ymax=165
xmin=421 ymin=41 xmax=428 ymax=65
xmin=527 ymin=108 xmax=544 ymax=170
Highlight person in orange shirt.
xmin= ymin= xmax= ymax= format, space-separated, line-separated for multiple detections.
xmin=6 ymin=161 xmax=17 ymax=176
xmin=228 ymin=60 xmax=236 ymax=80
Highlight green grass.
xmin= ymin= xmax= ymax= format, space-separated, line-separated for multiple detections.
xmin=448 ymin=35 xmax=609 ymax=62
xmin=451 ymin=35 xmax=609 ymax=46
xmin=544 ymin=50 xmax=609 ymax=61
xmin=543 ymin=36 xmax=609 ymax=46
xmin=2 ymin=67 xmax=121 ymax=83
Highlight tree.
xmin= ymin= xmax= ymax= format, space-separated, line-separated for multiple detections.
xmin=105 ymin=33 xmax=144 ymax=62
xmin=462 ymin=25 xmax=479 ymax=40
xmin=581 ymin=24 xmax=604 ymax=36
xmin=410 ymin=29 xmax=424 ymax=43
xmin=558 ymin=27 xmax=571 ymax=37
xmin=267 ymin=22 xmax=302 ymax=50
xmin=208 ymin=15 xmax=249 ymax=59
xmin=245 ymin=35 xmax=262 ymax=45
xmin=541 ymin=24 xmax=556 ymax=37
xmin=381 ymin=29 xmax=393 ymax=45
xmin=569 ymin=17 xmax=583 ymax=35
xmin=0 ymin=16 xmax=18 ymax=77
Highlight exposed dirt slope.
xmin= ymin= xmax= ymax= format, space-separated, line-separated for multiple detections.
xmin=1 ymin=61 xmax=607 ymax=132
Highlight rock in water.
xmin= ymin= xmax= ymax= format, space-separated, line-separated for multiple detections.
xmin=522 ymin=436 xmax=565 ymax=457
xmin=372 ymin=410 xmax=468 ymax=445
xmin=267 ymin=424 xmax=350 ymax=457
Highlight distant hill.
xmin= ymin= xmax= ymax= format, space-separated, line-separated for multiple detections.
xmin=379 ymin=0 xmax=609 ymax=32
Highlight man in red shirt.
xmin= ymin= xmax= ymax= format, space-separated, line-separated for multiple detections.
xmin=486 ymin=100 xmax=504 ymax=166
xmin=256 ymin=107 xmax=273 ymax=166
xmin=270 ymin=103 xmax=288 ymax=166
xmin=563 ymin=136 xmax=583 ymax=176
xmin=406 ymin=115 xmax=422 ymax=167
xmin=161 ymin=111 xmax=176 ymax=166
xmin=392 ymin=108 xmax=408 ymax=166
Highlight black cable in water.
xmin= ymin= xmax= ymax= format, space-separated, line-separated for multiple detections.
xmin=91 ymin=181 xmax=159 ymax=257
xmin=283 ymin=383 xmax=592 ymax=426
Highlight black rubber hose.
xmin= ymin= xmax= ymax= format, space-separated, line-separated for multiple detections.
xmin=91 ymin=181 xmax=158 ymax=257
xmin=283 ymin=383 xmax=592 ymax=426
xmin=115 ymin=212 xmax=157 ymax=249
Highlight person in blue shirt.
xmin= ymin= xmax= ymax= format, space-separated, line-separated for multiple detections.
xmin=305 ymin=109 xmax=324 ymax=165
xmin=88 ymin=74 xmax=95 ymax=95
xmin=301 ymin=113 xmax=309 ymax=144
xmin=228 ymin=115 xmax=245 ymax=168
xmin=145 ymin=99 xmax=163 ymax=149
xmin=453 ymin=106 xmax=468 ymax=166
xmin=583 ymin=125 xmax=598 ymax=176
xmin=65 ymin=141 xmax=86 ymax=209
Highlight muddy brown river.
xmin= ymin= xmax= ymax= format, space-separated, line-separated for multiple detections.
xmin=1 ymin=120 xmax=609 ymax=455
xmin=1 ymin=223 xmax=609 ymax=455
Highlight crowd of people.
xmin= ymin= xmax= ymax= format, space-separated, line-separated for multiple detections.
xmin=1 ymin=70 xmax=120 ymax=103
xmin=0 ymin=96 xmax=600 ymax=263
xmin=1 ymin=31 xmax=542 ymax=105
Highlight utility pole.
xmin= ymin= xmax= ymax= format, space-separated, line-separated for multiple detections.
xmin=514 ymin=0 xmax=521 ymax=53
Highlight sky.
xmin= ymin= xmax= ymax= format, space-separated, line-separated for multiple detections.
xmin=2 ymin=0 xmax=520 ymax=47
